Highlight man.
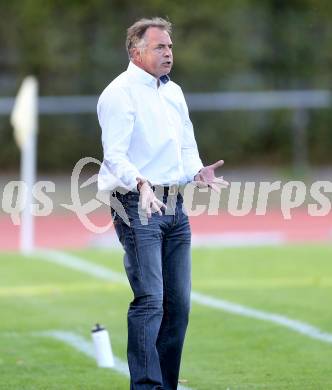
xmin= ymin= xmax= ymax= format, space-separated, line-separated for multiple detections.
xmin=97 ymin=17 xmax=227 ymax=390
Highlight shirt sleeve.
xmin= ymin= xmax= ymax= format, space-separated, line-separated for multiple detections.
xmin=97 ymin=87 xmax=144 ymax=190
xmin=180 ymin=94 xmax=204 ymax=182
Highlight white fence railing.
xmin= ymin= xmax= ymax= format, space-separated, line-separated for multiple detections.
xmin=1 ymin=90 xmax=331 ymax=170
xmin=1 ymin=90 xmax=331 ymax=114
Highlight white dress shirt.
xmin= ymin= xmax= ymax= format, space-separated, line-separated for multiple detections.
xmin=97 ymin=61 xmax=203 ymax=191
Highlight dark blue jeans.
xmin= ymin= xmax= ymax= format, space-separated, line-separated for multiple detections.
xmin=112 ymin=190 xmax=191 ymax=390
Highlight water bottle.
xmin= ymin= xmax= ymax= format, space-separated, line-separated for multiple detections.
xmin=91 ymin=323 xmax=115 ymax=367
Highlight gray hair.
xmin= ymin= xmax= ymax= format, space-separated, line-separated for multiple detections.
xmin=126 ymin=17 xmax=172 ymax=58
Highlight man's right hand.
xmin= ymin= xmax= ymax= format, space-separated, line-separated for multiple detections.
xmin=137 ymin=179 xmax=167 ymax=218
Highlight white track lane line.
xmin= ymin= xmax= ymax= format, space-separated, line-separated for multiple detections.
xmin=39 ymin=330 xmax=193 ymax=390
xmin=91 ymin=231 xmax=286 ymax=249
xmin=34 ymin=249 xmax=332 ymax=345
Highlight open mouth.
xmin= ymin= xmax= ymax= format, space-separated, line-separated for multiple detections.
xmin=163 ymin=61 xmax=172 ymax=66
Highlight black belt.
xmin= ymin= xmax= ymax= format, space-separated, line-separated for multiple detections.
xmin=113 ymin=184 xmax=180 ymax=198
xmin=151 ymin=184 xmax=179 ymax=196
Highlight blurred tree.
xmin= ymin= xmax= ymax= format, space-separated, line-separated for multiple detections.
xmin=0 ymin=0 xmax=332 ymax=169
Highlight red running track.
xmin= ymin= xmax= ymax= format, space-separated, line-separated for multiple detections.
xmin=1 ymin=210 xmax=331 ymax=251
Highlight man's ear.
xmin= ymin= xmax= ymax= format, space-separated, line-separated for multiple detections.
xmin=131 ymin=47 xmax=142 ymax=63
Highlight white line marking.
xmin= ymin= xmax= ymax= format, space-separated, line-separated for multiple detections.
xmin=35 ymin=249 xmax=128 ymax=284
xmin=34 ymin=249 xmax=332 ymax=345
xmin=190 ymin=292 xmax=332 ymax=344
xmin=191 ymin=232 xmax=286 ymax=247
xmin=40 ymin=330 xmax=129 ymax=376
xmin=39 ymin=330 xmax=193 ymax=390
xmin=90 ymin=231 xmax=286 ymax=249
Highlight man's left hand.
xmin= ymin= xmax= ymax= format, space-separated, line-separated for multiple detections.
xmin=193 ymin=160 xmax=229 ymax=193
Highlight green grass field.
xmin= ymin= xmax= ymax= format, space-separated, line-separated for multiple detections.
xmin=1 ymin=245 xmax=332 ymax=390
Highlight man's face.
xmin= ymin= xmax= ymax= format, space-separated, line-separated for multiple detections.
xmin=133 ymin=27 xmax=173 ymax=78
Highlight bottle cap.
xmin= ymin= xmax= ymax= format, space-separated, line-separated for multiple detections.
xmin=91 ymin=323 xmax=105 ymax=333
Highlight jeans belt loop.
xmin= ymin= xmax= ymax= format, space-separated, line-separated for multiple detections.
xmin=168 ymin=184 xmax=178 ymax=196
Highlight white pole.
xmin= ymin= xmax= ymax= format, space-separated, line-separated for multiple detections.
xmin=20 ymin=123 xmax=37 ymax=254
xmin=10 ymin=76 xmax=38 ymax=254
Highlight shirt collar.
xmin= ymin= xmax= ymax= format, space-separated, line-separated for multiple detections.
xmin=127 ymin=61 xmax=170 ymax=88
xmin=160 ymin=74 xmax=170 ymax=84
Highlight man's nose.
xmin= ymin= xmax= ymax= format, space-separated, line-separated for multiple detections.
xmin=164 ymin=47 xmax=172 ymax=57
